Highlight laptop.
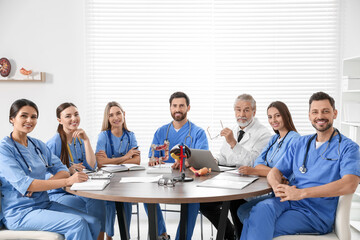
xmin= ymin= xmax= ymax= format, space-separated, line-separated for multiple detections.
xmin=188 ymin=149 xmax=236 ymax=172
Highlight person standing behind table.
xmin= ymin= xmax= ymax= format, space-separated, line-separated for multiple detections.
xmin=240 ymin=92 xmax=360 ymax=240
xmin=237 ymin=101 xmax=300 ymax=227
xmin=95 ymin=101 xmax=140 ymax=240
xmin=146 ymin=91 xmax=209 ymax=240
xmin=200 ymin=93 xmax=271 ymax=240
xmin=0 ymin=99 xmax=100 ymax=240
xmin=46 ymin=102 xmax=106 ymax=240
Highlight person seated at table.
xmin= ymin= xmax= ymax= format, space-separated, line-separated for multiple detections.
xmin=95 ymin=101 xmax=140 ymax=240
xmin=200 ymin=94 xmax=271 ymax=240
xmin=147 ymin=91 xmax=209 ymax=240
xmin=47 ymin=102 xmax=106 ymax=240
xmin=0 ymin=99 xmax=100 ymax=240
xmin=240 ymin=92 xmax=360 ymax=240
xmin=236 ymin=101 xmax=300 ymax=226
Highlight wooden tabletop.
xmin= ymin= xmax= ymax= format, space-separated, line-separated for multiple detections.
xmin=66 ymin=169 xmax=272 ymax=204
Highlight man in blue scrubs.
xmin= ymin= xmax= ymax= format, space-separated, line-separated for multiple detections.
xmin=147 ymin=91 xmax=209 ymax=240
xmin=240 ymin=92 xmax=360 ymax=240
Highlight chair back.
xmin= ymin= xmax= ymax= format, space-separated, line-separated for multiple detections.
xmin=334 ymin=194 xmax=353 ymax=240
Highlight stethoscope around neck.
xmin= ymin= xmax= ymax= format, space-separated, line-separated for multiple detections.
xmin=264 ymin=131 xmax=290 ymax=166
xmin=166 ymin=120 xmax=193 ymax=147
xmin=10 ymin=132 xmax=53 ymax=172
xmin=299 ymin=128 xmax=342 ymax=174
xmin=107 ymin=129 xmax=130 ymax=157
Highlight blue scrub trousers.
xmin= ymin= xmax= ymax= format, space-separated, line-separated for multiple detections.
xmin=144 ymin=203 xmax=199 ymax=240
xmin=237 ymin=193 xmax=274 ymax=223
xmin=240 ymin=197 xmax=332 ymax=240
xmin=106 ymin=201 xmax=132 ymax=237
xmin=5 ymin=201 xmax=101 ymax=240
xmin=50 ymin=193 xmax=106 ymax=232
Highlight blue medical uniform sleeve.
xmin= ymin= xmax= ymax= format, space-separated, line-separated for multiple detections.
xmin=193 ymin=129 xmax=209 ymax=150
xmin=0 ymin=143 xmax=34 ymax=196
xmin=254 ymin=134 xmax=277 ymax=167
xmin=96 ymin=131 xmax=107 ymax=153
xmin=274 ymin=140 xmax=297 ymax=179
xmin=148 ymin=128 xmax=162 ymax=158
xmin=339 ymin=139 xmax=360 ymax=177
xmin=46 ymin=134 xmax=62 ymax=158
xmin=129 ymin=132 xmax=138 ymax=149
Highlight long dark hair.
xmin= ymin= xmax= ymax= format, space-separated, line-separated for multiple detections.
xmin=56 ymin=102 xmax=76 ymax=167
xmin=267 ymin=101 xmax=297 ymax=134
xmin=9 ymin=99 xmax=39 ymax=123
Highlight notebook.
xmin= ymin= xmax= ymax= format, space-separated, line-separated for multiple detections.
xmin=101 ymin=164 xmax=145 ymax=173
xmin=146 ymin=163 xmax=173 ymax=174
xmin=87 ymin=171 xmax=113 ymax=179
xmin=188 ymin=149 xmax=236 ymax=172
xmin=197 ymin=174 xmax=258 ymax=190
xmin=70 ymin=179 xmax=110 ymax=191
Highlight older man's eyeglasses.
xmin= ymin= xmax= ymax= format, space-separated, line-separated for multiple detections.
xmin=207 ymin=120 xmax=224 ymax=140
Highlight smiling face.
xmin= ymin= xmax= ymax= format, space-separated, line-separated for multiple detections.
xmin=57 ymin=106 xmax=80 ymax=132
xmin=170 ymin=97 xmax=190 ymax=122
xmin=108 ymin=106 xmax=125 ymax=128
xmin=234 ymin=100 xmax=255 ymax=128
xmin=267 ymin=107 xmax=286 ymax=132
xmin=309 ymin=99 xmax=337 ymax=133
xmin=10 ymin=106 xmax=38 ymax=135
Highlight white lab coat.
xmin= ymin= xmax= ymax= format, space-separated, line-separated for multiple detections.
xmin=216 ymin=118 xmax=271 ymax=167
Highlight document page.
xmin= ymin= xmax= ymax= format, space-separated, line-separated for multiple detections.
xmin=197 ymin=174 xmax=258 ymax=190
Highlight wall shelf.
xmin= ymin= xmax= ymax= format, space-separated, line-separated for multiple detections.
xmin=0 ymin=72 xmax=46 ymax=82
xmin=341 ymin=122 xmax=360 ymax=127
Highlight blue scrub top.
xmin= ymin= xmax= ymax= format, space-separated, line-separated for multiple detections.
xmin=0 ymin=136 xmax=68 ymax=227
xmin=254 ymin=131 xmax=300 ymax=168
xmin=148 ymin=121 xmax=209 ymax=163
xmin=96 ymin=130 xmax=138 ymax=158
xmin=47 ymin=133 xmax=95 ymax=171
xmin=275 ymin=133 xmax=360 ymax=226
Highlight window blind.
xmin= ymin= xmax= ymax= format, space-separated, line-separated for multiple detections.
xmin=85 ymin=0 xmax=339 ymax=159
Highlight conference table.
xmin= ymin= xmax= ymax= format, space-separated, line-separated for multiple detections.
xmin=66 ymin=168 xmax=272 ymax=240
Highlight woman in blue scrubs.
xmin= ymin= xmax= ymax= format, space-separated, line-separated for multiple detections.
xmin=47 ymin=102 xmax=106 ymax=240
xmin=0 ymin=99 xmax=100 ymax=240
xmin=237 ymin=101 xmax=300 ymax=224
xmin=95 ymin=101 xmax=140 ymax=240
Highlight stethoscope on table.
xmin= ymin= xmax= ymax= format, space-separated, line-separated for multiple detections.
xmin=165 ymin=120 xmax=193 ymax=147
xmin=107 ymin=129 xmax=130 ymax=157
xmin=299 ymin=128 xmax=341 ymax=174
xmin=10 ymin=132 xmax=53 ymax=172
xmin=67 ymin=138 xmax=85 ymax=164
xmin=264 ymin=131 xmax=290 ymax=166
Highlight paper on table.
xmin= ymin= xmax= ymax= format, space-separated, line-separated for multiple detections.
xmin=196 ymin=174 xmax=258 ymax=190
xmin=119 ymin=175 xmax=163 ymax=183
xmin=70 ymin=179 xmax=110 ymax=191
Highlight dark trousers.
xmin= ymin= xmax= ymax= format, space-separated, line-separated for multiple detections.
xmin=200 ymin=199 xmax=246 ymax=240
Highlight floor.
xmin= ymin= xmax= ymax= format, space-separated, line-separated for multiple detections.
xmin=111 ymin=204 xmax=360 ymax=240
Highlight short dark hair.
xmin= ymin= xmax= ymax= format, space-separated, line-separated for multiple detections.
xmin=169 ymin=92 xmax=190 ymax=106
xmin=9 ymin=99 xmax=39 ymax=123
xmin=309 ymin=92 xmax=335 ymax=110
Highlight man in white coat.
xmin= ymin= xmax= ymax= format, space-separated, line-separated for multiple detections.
xmin=200 ymin=94 xmax=271 ymax=240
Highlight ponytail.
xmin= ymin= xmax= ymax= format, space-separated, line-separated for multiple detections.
xmin=56 ymin=102 xmax=77 ymax=168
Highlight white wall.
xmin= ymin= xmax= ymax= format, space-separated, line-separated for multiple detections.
xmin=0 ymin=0 xmax=86 ymax=141
xmin=1 ymin=0 xmax=359 ymax=142
xmin=341 ymin=0 xmax=360 ymax=59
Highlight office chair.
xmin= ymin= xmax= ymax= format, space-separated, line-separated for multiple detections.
xmin=273 ymin=194 xmax=353 ymax=240
xmin=0 ymin=183 xmax=64 ymax=240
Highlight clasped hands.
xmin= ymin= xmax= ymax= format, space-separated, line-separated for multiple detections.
xmin=273 ymin=184 xmax=304 ymax=202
